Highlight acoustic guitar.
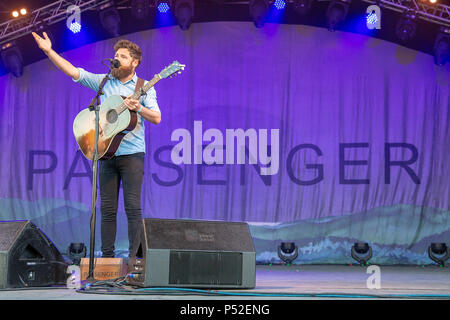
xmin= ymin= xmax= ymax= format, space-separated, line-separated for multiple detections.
xmin=73 ymin=61 xmax=185 ymax=160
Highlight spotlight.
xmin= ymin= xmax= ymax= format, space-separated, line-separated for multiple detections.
xmin=20 ymin=8 xmax=27 ymax=15
xmin=274 ymin=0 xmax=286 ymax=10
xmin=69 ymin=22 xmax=82 ymax=34
xmin=277 ymin=242 xmax=299 ymax=264
xmin=1 ymin=42 xmax=23 ymax=78
xmin=326 ymin=0 xmax=351 ymax=32
xmin=67 ymin=5 xmax=81 ymax=34
xmin=12 ymin=11 xmax=19 ymax=18
xmin=156 ymin=0 xmax=172 ymax=13
xmin=428 ymin=243 xmax=449 ymax=267
xmin=131 ymin=0 xmax=150 ymax=20
xmin=67 ymin=243 xmax=87 ymax=265
xmin=367 ymin=12 xmax=378 ymax=26
xmin=433 ymin=27 xmax=450 ymax=66
xmin=249 ymin=0 xmax=272 ymax=28
xmin=366 ymin=4 xmax=381 ymax=30
xmin=395 ymin=10 xmax=417 ymax=42
xmin=291 ymin=0 xmax=313 ymax=15
xmin=351 ymin=242 xmax=372 ymax=265
xmin=174 ymin=0 xmax=194 ymax=30
xmin=99 ymin=3 xmax=121 ymax=37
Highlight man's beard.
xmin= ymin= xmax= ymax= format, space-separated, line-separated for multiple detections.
xmin=111 ymin=63 xmax=134 ymax=80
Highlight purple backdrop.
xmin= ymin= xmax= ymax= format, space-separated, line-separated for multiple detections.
xmin=0 ymin=22 xmax=449 ymax=264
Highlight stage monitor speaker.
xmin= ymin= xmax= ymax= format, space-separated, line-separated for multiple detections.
xmin=127 ymin=218 xmax=256 ymax=289
xmin=0 ymin=220 xmax=68 ymax=288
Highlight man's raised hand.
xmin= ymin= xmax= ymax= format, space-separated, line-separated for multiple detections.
xmin=32 ymin=32 xmax=52 ymax=54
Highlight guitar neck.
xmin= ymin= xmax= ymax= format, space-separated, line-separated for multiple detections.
xmin=115 ymin=74 xmax=161 ymax=114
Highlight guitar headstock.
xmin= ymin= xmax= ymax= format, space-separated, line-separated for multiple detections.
xmin=158 ymin=61 xmax=186 ymax=79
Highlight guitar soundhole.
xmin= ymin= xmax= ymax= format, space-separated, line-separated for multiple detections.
xmin=106 ymin=109 xmax=118 ymax=123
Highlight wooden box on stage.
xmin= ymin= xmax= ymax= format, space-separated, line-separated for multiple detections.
xmin=80 ymin=258 xmax=128 ymax=281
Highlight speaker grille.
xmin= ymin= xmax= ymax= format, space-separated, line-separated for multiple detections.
xmin=0 ymin=221 xmax=27 ymax=252
xmin=144 ymin=219 xmax=254 ymax=252
xmin=169 ymin=251 xmax=243 ymax=285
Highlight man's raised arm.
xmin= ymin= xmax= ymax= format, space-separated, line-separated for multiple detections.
xmin=32 ymin=32 xmax=80 ymax=81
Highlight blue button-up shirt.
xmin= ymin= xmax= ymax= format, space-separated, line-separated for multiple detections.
xmin=73 ymin=67 xmax=160 ymax=156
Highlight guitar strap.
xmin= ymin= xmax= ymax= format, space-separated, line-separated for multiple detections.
xmin=121 ymin=77 xmax=146 ymax=101
xmin=135 ymin=77 xmax=145 ymax=96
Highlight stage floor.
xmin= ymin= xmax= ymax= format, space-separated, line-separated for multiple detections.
xmin=0 ymin=265 xmax=449 ymax=300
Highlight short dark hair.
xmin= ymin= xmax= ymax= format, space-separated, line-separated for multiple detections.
xmin=113 ymin=39 xmax=142 ymax=66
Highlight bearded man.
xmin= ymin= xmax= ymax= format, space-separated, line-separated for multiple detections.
xmin=32 ymin=32 xmax=161 ymax=258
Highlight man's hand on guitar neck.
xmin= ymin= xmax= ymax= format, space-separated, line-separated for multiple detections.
xmin=32 ymin=32 xmax=80 ymax=80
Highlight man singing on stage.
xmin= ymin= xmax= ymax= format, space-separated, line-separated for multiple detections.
xmin=32 ymin=31 xmax=161 ymax=259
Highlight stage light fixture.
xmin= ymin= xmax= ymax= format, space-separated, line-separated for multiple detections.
xmin=99 ymin=3 xmax=121 ymax=37
xmin=12 ymin=11 xmax=19 ymax=18
xmin=1 ymin=42 xmax=23 ymax=78
xmin=351 ymin=242 xmax=372 ymax=265
xmin=174 ymin=0 xmax=194 ymax=30
xmin=326 ymin=0 xmax=351 ymax=32
xmin=67 ymin=243 xmax=87 ymax=265
xmin=277 ymin=242 xmax=299 ymax=264
xmin=367 ymin=12 xmax=378 ymax=25
xmin=131 ymin=0 xmax=150 ymax=20
xmin=366 ymin=4 xmax=381 ymax=30
xmin=156 ymin=0 xmax=172 ymax=13
xmin=395 ymin=10 xmax=417 ymax=42
xmin=66 ymin=5 xmax=82 ymax=34
xmin=274 ymin=0 xmax=286 ymax=10
xmin=249 ymin=0 xmax=273 ymax=28
xmin=20 ymin=8 xmax=27 ymax=15
xmin=433 ymin=27 xmax=450 ymax=66
xmin=291 ymin=0 xmax=313 ymax=15
xmin=428 ymin=243 xmax=449 ymax=266
xmin=69 ymin=22 xmax=82 ymax=34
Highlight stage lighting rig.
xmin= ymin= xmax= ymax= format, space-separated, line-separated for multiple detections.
xmin=66 ymin=5 xmax=82 ymax=34
xmin=277 ymin=242 xmax=299 ymax=264
xmin=67 ymin=243 xmax=87 ymax=265
xmin=351 ymin=242 xmax=372 ymax=265
xmin=274 ymin=0 xmax=287 ymax=10
xmin=174 ymin=0 xmax=194 ymax=30
xmin=12 ymin=8 xmax=27 ymax=18
xmin=289 ymin=0 xmax=313 ymax=15
xmin=326 ymin=0 xmax=352 ymax=32
xmin=249 ymin=0 xmax=274 ymax=28
xmin=99 ymin=2 xmax=121 ymax=37
xmin=395 ymin=9 xmax=417 ymax=42
xmin=433 ymin=27 xmax=450 ymax=66
xmin=1 ymin=42 xmax=23 ymax=78
xmin=428 ymin=243 xmax=449 ymax=266
xmin=155 ymin=0 xmax=172 ymax=13
xmin=131 ymin=0 xmax=150 ymax=20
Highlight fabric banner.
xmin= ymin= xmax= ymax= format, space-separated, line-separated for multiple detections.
xmin=0 ymin=22 xmax=449 ymax=264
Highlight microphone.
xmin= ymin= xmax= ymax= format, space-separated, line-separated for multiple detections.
xmin=106 ymin=58 xmax=121 ymax=68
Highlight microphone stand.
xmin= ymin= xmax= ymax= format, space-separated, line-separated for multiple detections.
xmin=86 ymin=64 xmax=114 ymax=283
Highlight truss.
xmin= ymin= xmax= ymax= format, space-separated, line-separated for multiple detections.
xmin=1 ymin=0 xmax=450 ymax=46
xmin=361 ymin=0 xmax=450 ymax=28
xmin=0 ymin=0 xmax=115 ymax=45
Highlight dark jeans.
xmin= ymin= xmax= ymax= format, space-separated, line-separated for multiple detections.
xmin=99 ymin=152 xmax=144 ymax=258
